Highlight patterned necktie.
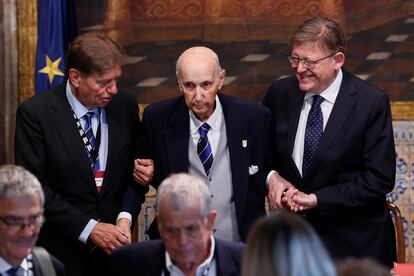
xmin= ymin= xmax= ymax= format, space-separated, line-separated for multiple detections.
xmin=303 ymin=95 xmax=324 ymax=177
xmin=6 ymin=267 xmax=22 ymax=276
xmin=83 ymin=111 xmax=100 ymax=172
xmin=197 ymin=123 xmax=214 ymax=175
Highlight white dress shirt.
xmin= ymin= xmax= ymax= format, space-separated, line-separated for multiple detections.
xmin=164 ymin=236 xmax=217 ymax=276
xmin=0 ymin=256 xmax=29 ymax=276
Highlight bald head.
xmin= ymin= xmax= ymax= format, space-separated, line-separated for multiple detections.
xmin=175 ymin=47 xmax=226 ymax=122
xmin=176 ymin=47 xmax=222 ymax=79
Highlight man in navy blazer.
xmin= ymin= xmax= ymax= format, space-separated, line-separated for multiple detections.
xmin=108 ymin=173 xmax=244 ymax=276
xmin=135 ymin=46 xmax=271 ymax=241
xmin=14 ymin=32 xmax=150 ymax=275
xmin=263 ymin=17 xmax=396 ymax=267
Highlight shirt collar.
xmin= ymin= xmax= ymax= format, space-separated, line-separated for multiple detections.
xmin=0 ymin=256 xmax=28 ymax=274
xmin=190 ymin=95 xmax=222 ymax=135
xmin=304 ymin=69 xmax=343 ymax=104
xmin=65 ymin=80 xmax=99 ymax=118
xmin=165 ymin=235 xmax=216 ymax=275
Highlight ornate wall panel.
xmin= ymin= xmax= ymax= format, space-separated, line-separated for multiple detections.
xmin=104 ymin=0 xmax=408 ymax=45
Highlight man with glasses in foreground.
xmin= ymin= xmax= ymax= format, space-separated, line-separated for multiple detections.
xmin=108 ymin=173 xmax=244 ymax=276
xmin=0 ymin=165 xmax=64 ymax=275
xmin=263 ymin=17 xmax=396 ymax=267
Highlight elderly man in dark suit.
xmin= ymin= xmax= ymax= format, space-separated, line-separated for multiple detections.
xmin=0 ymin=165 xmax=65 ymax=276
xmin=135 ymin=46 xmax=271 ymax=242
xmin=14 ymin=32 xmax=152 ymax=275
xmin=263 ymin=17 xmax=396 ymax=267
xmin=109 ymin=173 xmax=244 ymax=276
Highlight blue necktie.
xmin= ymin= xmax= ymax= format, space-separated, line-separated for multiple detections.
xmin=6 ymin=267 xmax=21 ymax=276
xmin=197 ymin=123 xmax=214 ymax=175
xmin=303 ymin=95 xmax=324 ymax=177
xmin=83 ymin=111 xmax=100 ymax=172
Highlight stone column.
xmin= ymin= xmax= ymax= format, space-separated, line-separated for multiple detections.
xmin=0 ymin=0 xmax=18 ymax=164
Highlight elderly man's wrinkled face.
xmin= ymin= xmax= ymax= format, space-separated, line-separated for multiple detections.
xmin=290 ymin=43 xmax=344 ymax=94
xmin=69 ymin=64 xmax=122 ymax=109
xmin=157 ymin=199 xmax=216 ymax=272
xmin=177 ymin=48 xmax=226 ymax=122
xmin=0 ymin=194 xmax=43 ymax=267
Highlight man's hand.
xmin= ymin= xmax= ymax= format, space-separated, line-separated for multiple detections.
xmin=116 ymin=218 xmax=132 ymax=244
xmin=267 ymin=172 xmax=296 ymax=210
xmin=89 ymin=222 xmax=129 ymax=254
xmin=286 ymin=191 xmax=318 ymax=212
xmin=133 ymin=159 xmax=154 ymax=186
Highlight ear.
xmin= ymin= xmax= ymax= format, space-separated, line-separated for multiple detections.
xmin=333 ymin=52 xmax=345 ymax=70
xmin=206 ymin=210 xmax=217 ymax=233
xmin=176 ymin=70 xmax=183 ymax=92
xmin=217 ymin=69 xmax=226 ymax=90
xmin=68 ymin=68 xmax=81 ymax=88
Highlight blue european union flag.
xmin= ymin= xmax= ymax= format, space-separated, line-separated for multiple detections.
xmin=35 ymin=0 xmax=78 ymax=94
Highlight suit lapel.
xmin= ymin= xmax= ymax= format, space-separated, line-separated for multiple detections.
xmin=49 ymin=86 xmax=97 ymax=193
xmin=288 ymin=82 xmax=305 ymax=179
xmin=310 ymin=70 xmax=357 ymax=177
xmin=163 ymin=97 xmax=190 ymax=173
xmin=220 ymin=94 xmax=249 ymax=225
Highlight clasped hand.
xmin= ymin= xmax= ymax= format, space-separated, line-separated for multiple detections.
xmin=89 ymin=221 xmax=131 ymax=254
xmin=267 ymin=172 xmax=317 ymax=212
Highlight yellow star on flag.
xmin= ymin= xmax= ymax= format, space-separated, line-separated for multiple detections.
xmin=38 ymin=55 xmax=65 ymax=84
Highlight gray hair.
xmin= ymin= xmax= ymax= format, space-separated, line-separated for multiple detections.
xmin=155 ymin=173 xmax=211 ymax=219
xmin=0 ymin=165 xmax=44 ymax=206
xmin=175 ymin=46 xmax=223 ymax=79
xmin=291 ymin=17 xmax=346 ymax=55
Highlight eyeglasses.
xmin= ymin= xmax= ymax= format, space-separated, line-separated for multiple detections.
xmin=0 ymin=213 xmax=44 ymax=232
xmin=287 ymin=52 xmax=337 ymax=69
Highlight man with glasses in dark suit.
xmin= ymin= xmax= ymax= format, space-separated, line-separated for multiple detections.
xmin=264 ymin=17 xmax=396 ymax=267
xmin=0 ymin=165 xmax=64 ymax=276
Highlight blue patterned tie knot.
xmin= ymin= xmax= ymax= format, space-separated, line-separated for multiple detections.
xmin=303 ymin=95 xmax=324 ymax=177
xmin=197 ymin=123 xmax=214 ymax=175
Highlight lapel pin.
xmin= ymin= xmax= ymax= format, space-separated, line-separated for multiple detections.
xmin=242 ymin=139 xmax=247 ymax=148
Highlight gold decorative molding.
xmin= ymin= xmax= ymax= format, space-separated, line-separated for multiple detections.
xmin=391 ymin=101 xmax=414 ymax=121
xmin=17 ymin=0 xmax=37 ymax=103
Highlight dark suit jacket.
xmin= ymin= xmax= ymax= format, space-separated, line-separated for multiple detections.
xmin=32 ymin=252 xmax=65 ymax=276
xmin=14 ymin=84 xmax=148 ymax=275
xmin=262 ymin=69 xmax=396 ymax=267
xmin=141 ymin=94 xmax=271 ymax=241
xmin=108 ymin=239 xmax=244 ymax=276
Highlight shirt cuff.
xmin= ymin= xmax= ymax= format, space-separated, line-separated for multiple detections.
xmin=116 ymin=212 xmax=132 ymax=227
xmin=266 ymin=170 xmax=277 ymax=190
xmin=78 ymin=219 xmax=98 ymax=244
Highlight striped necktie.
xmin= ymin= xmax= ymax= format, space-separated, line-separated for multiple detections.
xmin=83 ymin=111 xmax=100 ymax=172
xmin=197 ymin=123 xmax=214 ymax=175
xmin=303 ymin=95 xmax=324 ymax=177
